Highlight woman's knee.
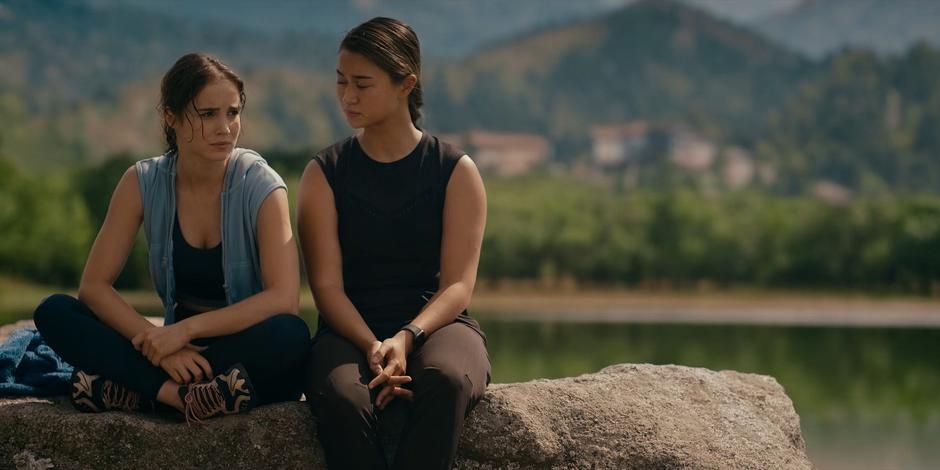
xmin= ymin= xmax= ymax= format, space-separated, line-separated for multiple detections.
xmin=260 ymin=314 xmax=311 ymax=354
xmin=32 ymin=293 xmax=78 ymax=333
xmin=312 ymin=372 xmax=373 ymax=420
xmin=267 ymin=313 xmax=309 ymax=335
xmin=414 ymin=365 xmax=471 ymax=399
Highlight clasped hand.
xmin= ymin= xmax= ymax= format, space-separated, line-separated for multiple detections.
xmin=131 ymin=323 xmax=192 ymax=366
xmin=366 ymin=332 xmax=415 ymax=409
xmin=132 ymin=324 xmax=212 ymax=385
xmin=159 ymin=347 xmax=212 ymax=384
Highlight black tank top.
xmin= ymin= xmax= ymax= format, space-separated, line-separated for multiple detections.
xmin=172 ymin=211 xmax=227 ymax=317
xmin=313 ymin=132 xmax=484 ymax=341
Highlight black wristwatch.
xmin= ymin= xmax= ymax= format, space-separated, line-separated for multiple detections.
xmin=399 ymin=324 xmax=426 ymax=349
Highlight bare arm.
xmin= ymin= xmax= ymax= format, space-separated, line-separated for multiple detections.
xmin=407 ymin=155 xmax=487 ymax=340
xmin=77 ymin=166 xmax=155 ymax=340
xmin=297 ymin=160 xmax=378 ymax=353
xmin=176 ymin=187 xmax=300 ymax=339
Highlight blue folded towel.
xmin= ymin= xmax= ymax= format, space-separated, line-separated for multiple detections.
xmin=0 ymin=328 xmax=73 ymax=396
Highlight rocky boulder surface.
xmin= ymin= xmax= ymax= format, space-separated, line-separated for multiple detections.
xmin=1 ymin=321 xmax=812 ymax=469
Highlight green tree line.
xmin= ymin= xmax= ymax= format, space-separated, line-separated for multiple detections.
xmin=483 ymin=175 xmax=940 ymax=293
xmin=2 ymin=155 xmax=939 ymax=294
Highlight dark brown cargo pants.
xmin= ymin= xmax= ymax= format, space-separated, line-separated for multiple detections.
xmin=304 ymin=320 xmax=490 ymax=469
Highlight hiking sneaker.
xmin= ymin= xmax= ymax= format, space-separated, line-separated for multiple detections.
xmin=178 ymin=363 xmax=256 ymax=424
xmin=70 ymin=369 xmax=150 ymax=413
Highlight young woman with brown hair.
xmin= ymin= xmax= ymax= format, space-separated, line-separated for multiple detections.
xmin=33 ymin=53 xmax=310 ymax=423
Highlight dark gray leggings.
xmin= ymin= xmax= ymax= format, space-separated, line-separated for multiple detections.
xmin=33 ymin=293 xmax=311 ymax=405
xmin=305 ymin=321 xmax=491 ymax=470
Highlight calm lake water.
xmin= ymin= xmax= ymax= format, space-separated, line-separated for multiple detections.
xmin=477 ymin=317 xmax=940 ymax=470
xmin=3 ymin=306 xmax=939 ymax=469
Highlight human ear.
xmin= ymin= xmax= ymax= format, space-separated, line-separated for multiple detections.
xmin=164 ymin=109 xmax=178 ymax=131
xmin=400 ymin=74 xmax=418 ymax=97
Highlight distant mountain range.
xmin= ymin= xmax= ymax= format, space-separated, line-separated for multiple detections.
xmin=756 ymin=0 xmax=940 ymax=58
xmin=0 ymin=0 xmax=340 ymax=163
xmin=0 ymin=0 xmax=335 ymax=106
xmin=2 ymin=0 xmax=939 ymax=194
xmin=424 ymin=0 xmax=810 ymax=144
xmin=74 ymin=0 xmax=940 ymax=59
xmin=0 ymin=0 xmax=811 ymax=161
xmin=88 ymin=0 xmax=631 ymax=59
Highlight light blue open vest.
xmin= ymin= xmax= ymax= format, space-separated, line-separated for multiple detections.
xmin=135 ymin=148 xmax=286 ymax=325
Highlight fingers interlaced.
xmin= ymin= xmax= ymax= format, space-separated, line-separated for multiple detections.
xmin=375 ymin=377 xmax=415 ymax=409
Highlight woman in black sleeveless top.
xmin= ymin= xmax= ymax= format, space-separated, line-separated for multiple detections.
xmin=298 ymin=17 xmax=491 ymax=469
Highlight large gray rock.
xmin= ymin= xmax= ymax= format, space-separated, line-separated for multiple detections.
xmin=458 ymin=364 xmax=811 ymax=469
xmin=1 ymin=321 xmax=812 ymax=469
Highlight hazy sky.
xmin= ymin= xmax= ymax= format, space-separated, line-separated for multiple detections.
xmin=686 ymin=0 xmax=803 ymax=23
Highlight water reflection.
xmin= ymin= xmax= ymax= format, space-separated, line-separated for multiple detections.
xmin=475 ymin=317 xmax=940 ymax=470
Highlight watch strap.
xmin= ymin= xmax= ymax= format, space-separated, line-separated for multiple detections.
xmin=400 ymin=324 xmax=426 ymax=348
